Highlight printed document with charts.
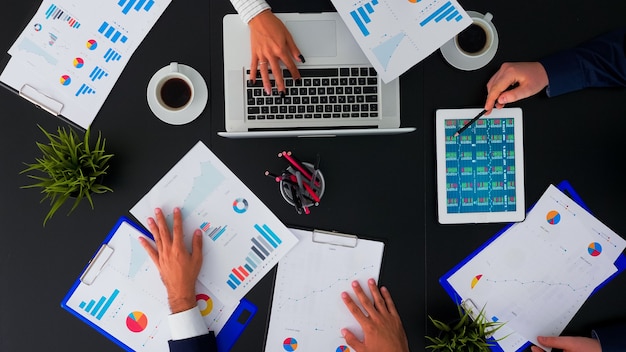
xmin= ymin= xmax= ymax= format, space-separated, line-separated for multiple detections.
xmin=329 ymin=0 xmax=471 ymax=82
xmin=444 ymin=185 xmax=626 ymax=351
xmin=130 ymin=141 xmax=299 ymax=306
xmin=0 ymin=0 xmax=171 ymax=129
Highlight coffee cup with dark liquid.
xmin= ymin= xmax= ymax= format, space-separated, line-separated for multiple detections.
xmin=155 ymin=62 xmax=194 ymax=111
xmin=455 ymin=12 xmax=494 ymax=58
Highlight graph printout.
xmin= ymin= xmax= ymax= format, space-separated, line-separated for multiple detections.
xmin=330 ymin=0 xmax=471 ymax=82
xmin=0 ymin=0 xmax=171 ymax=129
xmin=445 ymin=185 xmax=626 ymax=351
xmin=130 ymin=141 xmax=299 ymax=305
xmin=264 ymin=229 xmax=384 ymax=352
xmin=62 ymin=220 xmax=237 ymax=352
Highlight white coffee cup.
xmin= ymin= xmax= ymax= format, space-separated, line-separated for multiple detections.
xmin=454 ymin=12 xmax=496 ymax=58
xmin=154 ymin=62 xmax=195 ymax=112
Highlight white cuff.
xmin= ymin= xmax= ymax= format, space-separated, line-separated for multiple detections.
xmin=167 ymin=306 xmax=208 ymax=340
xmin=230 ymin=0 xmax=271 ymax=24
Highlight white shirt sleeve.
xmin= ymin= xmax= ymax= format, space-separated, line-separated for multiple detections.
xmin=230 ymin=0 xmax=271 ymax=24
xmin=167 ymin=305 xmax=209 ymax=340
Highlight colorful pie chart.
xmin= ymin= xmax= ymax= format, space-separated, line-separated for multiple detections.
xmin=336 ymin=346 xmax=351 ymax=352
xmin=471 ymin=274 xmax=482 ymax=289
xmin=60 ymin=75 xmax=71 ymax=86
xmin=588 ymin=242 xmax=602 ymax=257
xmin=196 ymin=293 xmax=213 ymax=316
xmin=546 ymin=210 xmax=561 ymax=225
xmin=73 ymin=57 xmax=84 ymax=68
xmin=283 ymin=337 xmax=298 ymax=351
xmin=86 ymin=39 xmax=97 ymax=50
xmin=126 ymin=311 xmax=148 ymax=333
xmin=233 ymin=198 xmax=249 ymax=213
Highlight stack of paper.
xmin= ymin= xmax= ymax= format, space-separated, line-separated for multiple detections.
xmin=0 ymin=0 xmax=171 ymax=129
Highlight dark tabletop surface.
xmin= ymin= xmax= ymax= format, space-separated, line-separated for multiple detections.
xmin=1 ymin=0 xmax=624 ymax=351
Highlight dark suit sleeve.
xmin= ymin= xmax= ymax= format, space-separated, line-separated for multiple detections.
xmin=592 ymin=324 xmax=626 ymax=352
xmin=539 ymin=26 xmax=626 ymax=97
xmin=168 ymin=332 xmax=217 ymax=352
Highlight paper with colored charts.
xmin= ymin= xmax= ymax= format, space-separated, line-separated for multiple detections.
xmin=62 ymin=219 xmax=237 ymax=352
xmin=264 ymin=228 xmax=384 ymax=352
xmin=329 ymin=0 xmax=471 ymax=83
xmin=0 ymin=0 xmax=171 ymax=129
xmin=130 ymin=141 xmax=299 ymax=305
xmin=445 ymin=184 xmax=626 ymax=352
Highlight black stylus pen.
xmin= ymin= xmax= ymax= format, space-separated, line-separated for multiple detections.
xmin=453 ymin=109 xmax=487 ymax=137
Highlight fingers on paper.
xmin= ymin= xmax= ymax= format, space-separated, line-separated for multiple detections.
xmin=341 ymin=328 xmax=363 ymax=351
xmin=367 ymin=279 xmax=387 ymax=314
xmin=342 ymin=290 xmax=368 ymax=324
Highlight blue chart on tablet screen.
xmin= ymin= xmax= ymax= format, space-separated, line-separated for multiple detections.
xmin=444 ymin=117 xmax=518 ymax=213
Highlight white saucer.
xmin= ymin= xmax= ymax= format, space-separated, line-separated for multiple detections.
xmin=440 ymin=11 xmax=499 ymax=71
xmin=146 ymin=64 xmax=208 ymax=125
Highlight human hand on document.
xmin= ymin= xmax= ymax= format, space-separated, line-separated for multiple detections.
xmin=530 ymin=336 xmax=601 ymax=352
xmin=341 ymin=279 xmax=410 ymax=352
xmin=139 ymin=207 xmax=203 ymax=314
xmin=248 ymin=10 xmax=304 ymax=96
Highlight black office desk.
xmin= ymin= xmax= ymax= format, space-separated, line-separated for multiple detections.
xmin=0 ymin=0 xmax=624 ymax=351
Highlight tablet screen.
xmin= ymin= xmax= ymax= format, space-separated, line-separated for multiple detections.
xmin=436 ymin=108 xmax=525 ymax=224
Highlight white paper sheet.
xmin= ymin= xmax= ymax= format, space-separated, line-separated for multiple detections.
xmin=329 ymin=0 xmax=471 ymax=82
xmin=264 ymin=228 xmax=384 ymax=352
xmin=1 ymin=0 xmax=170 ymax=128
xmin=130 ymin=141 xmax=299 ymax=305
xmin=446 ymin=184 xmax=626 ymax=351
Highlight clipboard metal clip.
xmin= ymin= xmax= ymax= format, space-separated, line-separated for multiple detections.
xmin=19 ymin=84 xmax=63 ymax=116
xmin=312 ymin=229 xmax=358 ymax=248
xmin=80 ymin=244 xmax=114 ymax=285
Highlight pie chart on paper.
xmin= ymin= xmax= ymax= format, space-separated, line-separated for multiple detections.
xmin=588 ymin=242 xmax=602 ymax=257
xmin=126 ymin=311 xmax=148 ymax=333
xmin=283 ymin=337 xmax=298 ymax=351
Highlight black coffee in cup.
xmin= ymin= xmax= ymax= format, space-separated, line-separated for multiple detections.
xmin=457 ymin=23 xmax=488 ymax=55
xmin=160 ymin=78 xmax=192 ymax=109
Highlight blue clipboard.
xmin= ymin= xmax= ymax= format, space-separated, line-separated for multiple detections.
xmin=61 ymin=216 xmax=256 ymax=352
xmin=439 ymin=180 xmax=626 ymax=352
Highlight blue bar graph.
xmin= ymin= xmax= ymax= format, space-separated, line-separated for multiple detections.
xmin=118 ymin=0 xmax=155 ymax=15
xmin=98 ymin=22 xmax=128 ymax=44
xmin=350 ymin=0 xmax=379 ymax=37
xmin=420 ymin=1 xmax=463 ymax=27
xmin=76 ymin=83 xmax=96 ymax=96
xmin=78 ymin=289 xmax=119 ymax=320
xmin=104 ymin=48 xmax=122 ymax=63
xmin=89 ymin=66 xmax=109 ymax=81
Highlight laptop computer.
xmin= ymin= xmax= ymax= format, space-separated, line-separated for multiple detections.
xmin=219 ymin=12 xmax=416 ymax=138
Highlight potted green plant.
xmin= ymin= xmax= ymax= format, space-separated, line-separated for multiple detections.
xmin=20 ymin=125 xmax=114 ymax=226
xmin=426 ymin=301 xmax=506 ymax=352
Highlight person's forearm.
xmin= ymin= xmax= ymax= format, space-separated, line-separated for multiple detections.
xmin=230 ymin=0 xmax=271 ymax=23
xmin=540 ymin=27 xmax=626 ymax=97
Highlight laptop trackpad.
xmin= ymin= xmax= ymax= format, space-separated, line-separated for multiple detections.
xmin=285 ymin=20 xmax=337 ymax=58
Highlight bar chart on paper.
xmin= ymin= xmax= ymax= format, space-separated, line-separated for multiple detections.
xmin=118 ymin=0 xmax=156 ymax=15
xmin=45 ymin=3 xmax=81 ymax=28
xmin=130 ymin=141 xmax=299 ymax=305
xmin=331 ymin=0 xmax=471 ymax=82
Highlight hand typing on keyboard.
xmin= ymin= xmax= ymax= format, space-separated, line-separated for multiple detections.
xmin=248 ymin=10 xmax=304 ymax=96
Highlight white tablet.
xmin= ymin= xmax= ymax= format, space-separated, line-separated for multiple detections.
xmin=435 ymin=108 xmax=525 ymax=224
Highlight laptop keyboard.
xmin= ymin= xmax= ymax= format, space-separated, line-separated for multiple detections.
xmin=245 ymin=67 xmax=380 ymax=121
